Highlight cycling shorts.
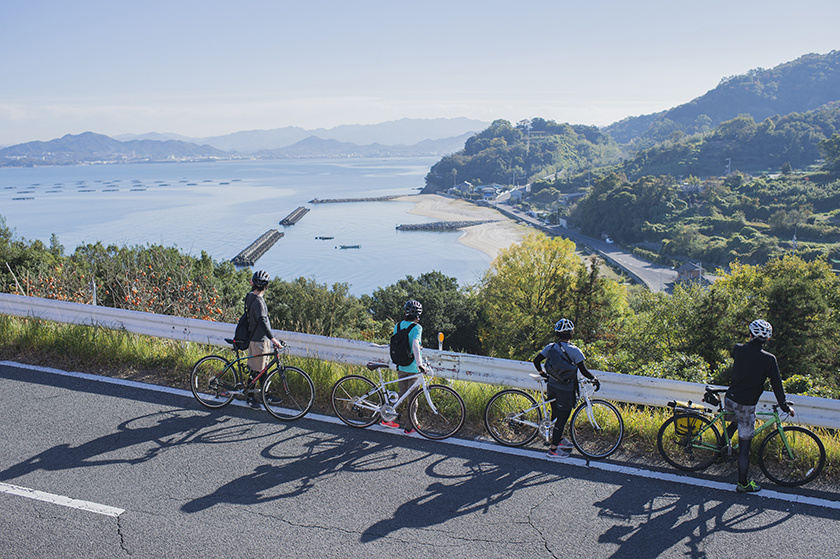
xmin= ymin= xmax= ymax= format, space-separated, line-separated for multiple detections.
xmin=724 ymin=396 xmax=756 ymax=439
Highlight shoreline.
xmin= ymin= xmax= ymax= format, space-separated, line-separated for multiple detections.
xmin=396 ymin=194 xmax=529 ymax=260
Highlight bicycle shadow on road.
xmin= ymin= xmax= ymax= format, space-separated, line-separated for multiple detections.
xmin=592 ymin=482 xmax=835 ymax=559
xmin=0 ymin=409 xmax=267 ymax=482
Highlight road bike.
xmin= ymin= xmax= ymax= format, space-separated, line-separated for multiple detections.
xmin=330 ymin=362 xmax=466 ymax=440
xmin=190 ymin=338 xmax=315 ymax=421
xmin=483 ymin=374 xmax=624 ymax=459
xmin=657 ymin=386 xmax=826 ymax=486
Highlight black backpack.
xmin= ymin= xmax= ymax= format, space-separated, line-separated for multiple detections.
xmin=544 ymin=342 xmax=578 ymax=385
xmin=232 ymin=296 xmax=257 ymax=350
xmin=390 ymin=322 xmax=417 ymax=366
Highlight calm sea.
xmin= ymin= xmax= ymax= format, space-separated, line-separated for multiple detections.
xmin=0 ymin=158 xmax=493 ymax=296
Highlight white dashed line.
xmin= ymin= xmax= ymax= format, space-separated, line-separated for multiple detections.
xmin=0 ymin=482 xmax=124 ymax=517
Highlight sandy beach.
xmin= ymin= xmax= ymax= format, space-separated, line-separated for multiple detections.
xmin=396 ymin=194 xmax=530 ymax=260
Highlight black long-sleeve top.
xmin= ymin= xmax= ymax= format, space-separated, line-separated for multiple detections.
xmin=726 ymin=338 xmax=787 ymax=407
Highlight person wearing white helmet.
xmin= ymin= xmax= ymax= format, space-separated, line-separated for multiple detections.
xmin=533 ymin=318 xmax=600 ymax=459
xmin=725 ymin=319 xmax=794 ymax=493
xmin=244 ymin=270 xmax=282 ymax=408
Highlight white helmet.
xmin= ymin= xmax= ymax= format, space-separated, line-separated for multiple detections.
xmin=749 ymin=319 xmax=772 ymax=340
xmin=554 ymin=318 xmax=574 ymax=333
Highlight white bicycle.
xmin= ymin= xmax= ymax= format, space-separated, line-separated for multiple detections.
xmin=330 ymin=362 xmax=466 ymax=440
xmin=484 ymin=374 xmax=624 ymax=459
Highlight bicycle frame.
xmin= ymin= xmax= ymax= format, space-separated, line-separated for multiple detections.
xmin=218 ymin=345 xmax=284 ymax=396
xmin=511 ymin=375 xmax=600 ymax=443
xmin=359 ymin=366 xmax=440 ymax=416
xmin=675 ymin=398 xmax=789 ymax=455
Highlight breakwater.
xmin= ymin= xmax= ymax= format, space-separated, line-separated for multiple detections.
xmin=231 ymin=229 xmax=284 ymax=267
xmin=310 ymin=195 xmax=403 ymax=203
xmin=280 ymin=206 xmax=309 ymax=225
xmin=396 ymin=220 xmax=499 ymax=231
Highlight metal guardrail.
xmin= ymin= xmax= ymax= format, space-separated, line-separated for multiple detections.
xmin=2 ymin=292 xmax=839 ymax=429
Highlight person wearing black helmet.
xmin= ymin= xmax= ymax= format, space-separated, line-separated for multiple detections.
xmin=383 ymin=299 xmax=426 ymax=434
xmin=725 ymin=319 xmax=794 ymax=493
xmin=244 ymin=270 xmax=282 ymax=408
xmin=533 ymin=318 xmax=599 ymax=459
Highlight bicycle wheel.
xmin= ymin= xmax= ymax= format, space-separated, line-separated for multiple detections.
xmin=331 ymin=375 xmax=381 ymax=428
xmin=262 ymin=366 xmax=315 ymax=421
xmin=757 ymin=426 xmax=826 ymax=487
xmin=409 ymin=385 xmax=466 ymax=440
xmin=657 ymin=413 xmax=720 ymax=471
xmin=190 ymin=355 xmax=237 ymax=409
xmin=569 ymin=399 xmax=624 ymax=459
xmin=483 ymin=389 xmax=541 ymax=446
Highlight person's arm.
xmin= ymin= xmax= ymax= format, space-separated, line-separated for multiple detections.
xmin=577 ymin=361 xmax=600 ymax=391
xmin=411 ymin=332 xmax=424 ymax=370
xmin=533 ymin=352 xmax=548 ymax=376
xmin=768 ymin=356 xmax=793 ymax=415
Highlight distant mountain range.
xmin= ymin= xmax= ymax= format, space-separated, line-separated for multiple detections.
xmin=115 ymin=117 xmax=490 ymax=154
xmin=0 ymin=118 xmax=488 ymax=166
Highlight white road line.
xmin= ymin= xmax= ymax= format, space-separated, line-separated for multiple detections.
xmin=4 ymin=360 xmax=840 ymax=511
xmin=0 ymin=482 xmax=124 ymax=517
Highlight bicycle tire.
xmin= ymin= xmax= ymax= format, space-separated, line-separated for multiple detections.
xmin=262 ymin=366 xmax=315 ymax=421
xmin=190 ymin=355 xmax=237 ymax=409
xmin=409 ymin=385 xmax=466 ymax=440
xmin=483 ymin=389 xmax=541 ymax=447
xmin=331 ymin=375 xmax=381 ymax=428
xmin=757 ymin=426 xmax=826 ymax=487
xmin=657 ymin=413 xmax=720 ymax=471
xmin=569 ymin=399 xmax=624 ymax=459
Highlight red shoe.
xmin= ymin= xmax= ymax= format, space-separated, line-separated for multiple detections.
xmin=380 ymin=421 xmax=400 ymax=429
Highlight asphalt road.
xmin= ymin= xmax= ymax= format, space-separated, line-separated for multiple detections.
xmin=1 ymin=362 xmax=838 ymax=558
xmin=489 ymin=198 xmax=679 ymax=292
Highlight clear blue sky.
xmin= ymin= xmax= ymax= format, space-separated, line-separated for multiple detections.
xmin=1 ymin=0 xmax=838 ymax=145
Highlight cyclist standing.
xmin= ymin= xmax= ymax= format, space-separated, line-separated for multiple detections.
xmin=383 ymin=299 xmax=426 ymax=434
xmin=244 ymin=270 xmax=283 ymax=408
xmin=533 ymin=318 xmax=600 ymax=458
xmin=725 ymin=319 xmax=794 ymax=493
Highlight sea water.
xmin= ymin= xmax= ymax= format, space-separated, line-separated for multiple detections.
xmin=0 ymin=158 xmax=493 ymax=296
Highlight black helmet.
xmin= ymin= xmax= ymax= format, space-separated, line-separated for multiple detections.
xmin=252 ymin=270 xmax=270 ymax=289
xmin=404 ymin=299 xmax=422 ymax=318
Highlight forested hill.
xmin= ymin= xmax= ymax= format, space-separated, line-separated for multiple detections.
xmin=604 ymin=50 xmax=840 ymax=147
xmin=422 ymin=119 xmax=622 ymax=191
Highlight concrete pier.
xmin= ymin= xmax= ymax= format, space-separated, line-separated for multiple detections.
xmin=396 ymin=220 xmax=498 ymax=231
xmin=231 ymin=229 xmax=284 ymax=267
xmin=280 ymin=206 xmax=310 ymax=225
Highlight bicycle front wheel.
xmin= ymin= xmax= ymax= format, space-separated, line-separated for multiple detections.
xmin=569 ymin=399 xmax=624 ymax=459
xmin=757 ymin=426 xmax=826 ymax=487
xmin=331 ymin=375 xmax=381 ymax=428
xmin=262 ymin=366 xmax=315 ymax=421
xmin=190 ymin=355 xmax=237 ymax=409
xmin=483 ymin=389 xmax=541 ymax=447
xmin=657 ymin=413 xmax=720 ymax=471
xmin=409 ymin=385 xmax=466 ymax=440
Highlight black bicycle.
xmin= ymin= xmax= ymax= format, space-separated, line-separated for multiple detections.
xmin=190 ymin=339 xmax=315 ymax=421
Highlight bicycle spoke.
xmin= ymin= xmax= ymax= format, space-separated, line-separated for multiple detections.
xmin=190 ymin=355 xmax=237 ymax=409
xmin=331 ymin=375 xmax=381 ymax=428
xmin=657 ymin=414 xmax=720 ymax=471
xmin=410 ymin=385 xmax=465 ymax=440
xmin=263 ymin=366 xmax=315 ymax=421
xmin=570 ymin=400 xmax=623 ymax=459
xmin=758 ymin=426 xmax=826 ymax=487
xmin=483 ymin=389 xmax=540 ymax=447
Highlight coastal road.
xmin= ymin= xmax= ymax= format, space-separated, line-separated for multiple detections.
xmin=2 ymin=361 xmax=840 ymax=558
xmin=489 ymin=197 xmax=679 ymax=292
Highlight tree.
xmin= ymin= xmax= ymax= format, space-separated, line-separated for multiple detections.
xmin=477 ymin=233 xmax=626 ymax=360
xmin=819 ymin=133 xmax=840 ymax=173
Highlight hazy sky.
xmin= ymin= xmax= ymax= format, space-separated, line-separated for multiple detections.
xmin=1 ymin=0 xmax=838 ymax=145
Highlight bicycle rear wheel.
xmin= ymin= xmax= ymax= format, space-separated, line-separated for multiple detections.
xmin=409 ymin=385 xmax=466 ymax=440
xmin=657 ymin=413 xmax=720 ymax=471
xmin=483 ymin=389 xmax=541 ymax=447
xmin=757 ymin=426 xmax=826 ymax=487
xmin=190 ymin=355 xmax=237 ymax=408
xmin=569 ymin=399 xmax=624 ymax=459
xmin=262 ymin=366 xmax=315 ymax=421
xmin=331 ymin=375 xmax=381 ymax=427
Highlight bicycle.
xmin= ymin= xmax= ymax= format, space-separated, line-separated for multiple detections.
xmin=330 ymin=362 xmax=466 ymax=440
xmin=190 ymin=338 xmax=315 ymax=421
xmin=483 ymin=374 xmax=624 ymax=459
xmin=657 ymin=386 xmax=826 ymax=487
